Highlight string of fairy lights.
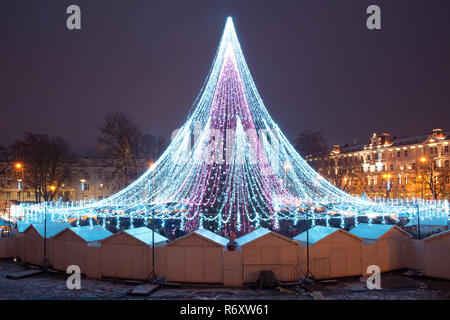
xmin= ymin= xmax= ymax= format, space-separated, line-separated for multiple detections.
xmin=11 ymin=17 xmax=449 ymax=234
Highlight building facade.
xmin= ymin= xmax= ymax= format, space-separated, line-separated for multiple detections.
xmin=308 ymin=129 xmax=450 ymax=199
xmin=0 ymin=156 xmax=150 ymax=204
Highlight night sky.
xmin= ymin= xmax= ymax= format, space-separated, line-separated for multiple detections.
xmin=1 ymin=0 xmax=450 ymax=153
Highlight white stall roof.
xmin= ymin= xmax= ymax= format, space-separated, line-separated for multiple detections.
xmin=69 ymin=225 xmax=113 ymax=242
xmin=349 ymin=223 xmax=395 ymax=240
xmin=194 ymin=228 xmax=229 ymax=247
xmin=235 ymin=228 xmax=271 ymax=246
xmin=17 ymin=221 xmax=31 ymax=233
xmin=293 ymin=226 xmax=339 ymax=244
xmin=28 ymin=222 xmax=71 ymax=238
xmin=124 ymin=226 xmax=169 ymax=246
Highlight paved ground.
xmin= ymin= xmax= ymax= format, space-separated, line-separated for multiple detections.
xmin=316 ymin=274 xmax=450 ymax=300
xmin=1 ymin=259 xmax=450 ymax=300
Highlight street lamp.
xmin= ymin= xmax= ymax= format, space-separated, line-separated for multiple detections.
xmin=283 ymin=161 xmax=291 ymax=188
xmin=15 ymin=163 xmax=24 ymax=202
xmin=50 ymin=185 xmax=56 ymax=199
xmin=41 ymin=202 xmax=52 ymax=271
xmin=382 ymin=173 xmax=392 ymax=199
xmin=148 ymin=161 xmax=157 ymax=283
xmin=303 ymin=207 xmax=314 ymax=284
xmin=80 ymin=179 xmax=86 ymax=201
xmin=17 ymin=179 xmax=22 ymax=201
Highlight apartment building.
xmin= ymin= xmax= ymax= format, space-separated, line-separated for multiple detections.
xmin=308 ymin=129 xmax=450 ymax=199
xmin=0 ymin=156 xmax=150 ymax=203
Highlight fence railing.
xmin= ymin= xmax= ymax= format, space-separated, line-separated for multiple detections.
xmin=298 ymin=257 xmax=331 ymax=280
xmin=243 ymin=258 xmax=331 ymax=283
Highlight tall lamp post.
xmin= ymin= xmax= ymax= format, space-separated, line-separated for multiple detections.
xmin=382 ymin=173 xmax=392 ymax=199
xmin=17 ymin=179 xmax=22 ymax=201
xmin=41 ymin=185 xmax=56 ymax=270
xmin=148 ymin=162 xmax=157 ymax=283
xmin=80 ymin=179 xmax=86 ymax=201
xmin=15 ymin=163 xmax=24 ymax=202
xmin=283 ymin=161 xmax=291 ymax=188
xmin=306 ymin=208 xmax=310 ymax=278
xmin=302 ymin=207 xmax=315 ymax=285
xmin=43 ymin=202 xmax=47 ymax=270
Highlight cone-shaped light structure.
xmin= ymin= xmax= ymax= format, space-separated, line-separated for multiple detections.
xmin=13 ymin=17 xmax=448 ymax=234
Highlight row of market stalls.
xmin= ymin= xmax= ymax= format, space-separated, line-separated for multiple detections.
xmin=1 ymin=222 xmax=449 ymax=284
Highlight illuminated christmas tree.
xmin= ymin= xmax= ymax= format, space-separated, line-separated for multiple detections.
xmin=13 ymin=18 xmax=448 ymax=235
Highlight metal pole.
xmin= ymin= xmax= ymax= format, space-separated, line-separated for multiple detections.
xmin=43 ymin=202 xmax=48 ymax=270
xmin=431 ymin=160 xmax=434 ymax=200
xmin=148 ymin=166 xmax=156 ymax=283
xmin=8 ymin=204 xmax=11 ymax=237
xmin=152 ymin=209 xmax=155 ymax=277
xmin=421 ymin=179 xmax=424 ymax=200
xmin=306 ymin=208 xmax=310 ymax=277
xmin=385 ymin=179 xmax=388 ymax=199
xmin=22 ymin=168 xmax=24 ymax=202
xmin=152 ymin=168 xmax=155 ymax=278
xmin=417 ymin=204 xmax=421 ymax=240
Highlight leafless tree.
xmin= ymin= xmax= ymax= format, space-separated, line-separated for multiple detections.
xmin=294 ymin=130 xmax=328 ymax=158
xmin=10 ymin=133 xmax=72 ymax=202
xmin=97 ymin=112 xmax=167 ymax=185
xmin=0 ymin=146 xmax=9 ymax=176
xmin=412 ymin=162 xmax=450 ymax=200
xmin=97 ymin=111 xmax=143 ymax=184
xmin=320 ymin=156 xmax=363 ymax=192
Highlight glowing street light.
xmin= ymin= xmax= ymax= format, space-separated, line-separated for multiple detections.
xmin=80 ymin=179 xmax=86 ymax=200
xmin=382 ymin=173 xmax=392 ymax=199
xmin=15 ymin=163 xmax=24 ymax=202
xmin=283 ymin=161 xmax=291 ymax=188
